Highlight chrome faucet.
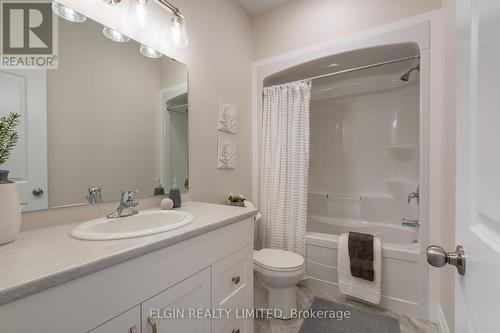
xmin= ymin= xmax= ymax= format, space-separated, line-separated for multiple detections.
xmin=408 ymin=186 xmax=420 ymax=205
xmin=402 ymin=218 xmax=420 ymax=228
xmin=107 ymin=190 xmax=139 ymax=219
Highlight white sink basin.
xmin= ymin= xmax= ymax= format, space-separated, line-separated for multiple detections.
xmin=70 ymin=210 xmax=194 ymax=240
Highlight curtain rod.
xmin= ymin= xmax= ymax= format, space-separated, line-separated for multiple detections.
xmin=265 ymin=55 xmax=420 ymax=86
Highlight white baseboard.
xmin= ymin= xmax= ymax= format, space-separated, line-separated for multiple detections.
xmin=436 ymin=305 xmax=451 ymax=333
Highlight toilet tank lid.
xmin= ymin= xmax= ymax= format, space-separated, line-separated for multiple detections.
xmin=254 ymin=249 xmax=304 ymax=269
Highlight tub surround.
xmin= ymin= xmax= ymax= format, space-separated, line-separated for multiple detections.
xmin=0 ymin=201 xmax=257 ymax=306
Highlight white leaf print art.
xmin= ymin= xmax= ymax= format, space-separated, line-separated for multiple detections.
xmin=217 ymin=139 xmax=236 ymax=169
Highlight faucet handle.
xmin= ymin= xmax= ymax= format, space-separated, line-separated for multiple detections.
xmin=121 ymin=190 xmax=137 ymax=200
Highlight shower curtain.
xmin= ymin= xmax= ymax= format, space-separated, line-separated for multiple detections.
xmin=258 ymin=80 xmax=312 ymax=258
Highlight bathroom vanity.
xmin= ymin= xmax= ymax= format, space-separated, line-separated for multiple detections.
xmin=0 ymin=202 xmax=256 ymax=333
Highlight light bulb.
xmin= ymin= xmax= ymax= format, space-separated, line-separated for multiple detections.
xmin=140 ymin=44 xmax=162 ymax=59
xmin=171 ymin=14 xmax=188 ymax=48
xmin=127 ymin=0 xmax=152 ymax=29
xmin=102 ymin=26 xmax=130 ymax=43
xmin=52 ymin=1 xmax=87 ymax=23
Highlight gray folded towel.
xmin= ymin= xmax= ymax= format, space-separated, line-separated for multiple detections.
xmin=348 ymin=232 xmax=374 ymax=281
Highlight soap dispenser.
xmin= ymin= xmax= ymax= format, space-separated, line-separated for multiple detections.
xmin=169 ymin=178 xmax=181 ymax=208
xmin=153 ymin=178 xmax=165 ymax=196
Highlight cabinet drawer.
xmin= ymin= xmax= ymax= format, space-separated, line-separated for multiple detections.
xmin=211 ymin=245 xmax=253 ymax=309
xmin=89 ymin=306 xmax=141 ymax=333
xmin=212 ymin=286 xmax=252 ymax=333
xmin=211 ymin=245 xmax=253 ymax=333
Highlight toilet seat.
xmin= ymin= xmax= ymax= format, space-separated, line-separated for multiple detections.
xmin=254 ymin=249 xmax=305 ymax=272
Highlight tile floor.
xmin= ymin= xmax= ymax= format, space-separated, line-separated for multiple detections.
xmin=254 ymin=280 xmax=439 ymax=333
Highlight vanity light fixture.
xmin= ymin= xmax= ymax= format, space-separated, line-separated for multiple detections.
xmin=102 ymin=26 xmax=130 ymax=43
xmin=52 ymin=1 xmax=87 ymax=23
xmin=140 ymin=44 xmax=163 ymax=59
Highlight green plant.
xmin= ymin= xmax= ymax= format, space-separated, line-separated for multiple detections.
xmin=228 ymin=193 xmax=246 ymax=203
xmin=0 ymin=113 xmax=21 ymax=166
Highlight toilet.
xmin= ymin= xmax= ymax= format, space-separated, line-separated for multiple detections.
xmin=245 ymin=201 xmax=305 ymax=319
xmin=253 ymin=249 xmax=305 ymax=319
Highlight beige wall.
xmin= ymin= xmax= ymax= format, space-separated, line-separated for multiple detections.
xmin=252 ymin=0 xmax=441 ymax=60
xmin=441 ymin=0 xmax=456 ymax=331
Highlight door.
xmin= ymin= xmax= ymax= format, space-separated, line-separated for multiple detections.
xmin=455 ymin=0 xmax=500 ymax=332
xmin=141 ymin=267 xmax=210 ymax=333
xmin=89 ymin=306 xmax=141 ymax=333
xmin=0 ymin=69 xmax=47 ymax=211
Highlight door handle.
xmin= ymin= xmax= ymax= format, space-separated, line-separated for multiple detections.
xmin=32 ymin=188 xmax=44 ymax=197
xmin=426 ymin=245 xmax=466 ymax=275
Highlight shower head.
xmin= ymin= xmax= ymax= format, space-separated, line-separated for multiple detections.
xmin=400 ymin=64 xmax=420 ymax=82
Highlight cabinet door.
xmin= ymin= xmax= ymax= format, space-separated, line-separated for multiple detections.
xmin=89 ymin=305 xmax=141 ymax=333
xmin=141 ymin=267 xmax=210 ymax=333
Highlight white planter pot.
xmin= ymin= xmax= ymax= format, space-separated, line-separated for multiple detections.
xmin=0 ymin=182 xmax=22 ymax=245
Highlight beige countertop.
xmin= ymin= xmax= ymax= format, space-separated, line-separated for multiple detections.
xmin=0 ymin=201 xmax=257 ymax=306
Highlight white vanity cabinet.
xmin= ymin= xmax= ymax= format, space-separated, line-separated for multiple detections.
xmin=0 ymin=217 xmax=254 ymax=333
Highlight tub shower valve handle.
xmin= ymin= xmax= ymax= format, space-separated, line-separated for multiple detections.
xmin=426 ymin=245 xmax=466 ymax=275
xmin=408 ymin=186 xmax=419 ymax=204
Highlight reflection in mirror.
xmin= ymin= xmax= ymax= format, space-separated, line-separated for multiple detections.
xmin=0 ymin=16 xmax=188 ymax=212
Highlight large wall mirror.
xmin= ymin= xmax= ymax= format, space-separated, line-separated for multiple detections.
xmin=0 ymin=16 xmax=189 ymax=212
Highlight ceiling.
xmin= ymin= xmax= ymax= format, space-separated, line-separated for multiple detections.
xmin=237 ymin=0 xmax=294 ymax=15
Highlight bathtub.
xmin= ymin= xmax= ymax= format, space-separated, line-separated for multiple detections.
xmin=305 ymin=215 xmax=425 ymax=317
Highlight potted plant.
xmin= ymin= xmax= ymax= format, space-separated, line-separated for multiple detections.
xmin=228 ymin=193 xmax=246 ymax=207
xmin=0 ymin=113 xmax=22 ymax=245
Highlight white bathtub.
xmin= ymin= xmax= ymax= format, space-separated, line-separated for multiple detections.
xmin=305 ymin=215 xmax=425 ymax=317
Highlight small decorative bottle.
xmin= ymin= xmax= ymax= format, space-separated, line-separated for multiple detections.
xmin=169 ymin=178 xmax=181 ymax=208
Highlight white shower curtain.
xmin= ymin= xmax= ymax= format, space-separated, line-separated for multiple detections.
xmin=258 ymin=80 xmax=312 ymax=258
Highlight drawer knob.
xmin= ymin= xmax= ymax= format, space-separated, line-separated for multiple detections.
xmin=232 ymin=276 xmax=241 ymax=285
xmin=130 ymin=325 xmax=139 ymax=333
xmin=232 ymin=329 xmax=241 ymax=333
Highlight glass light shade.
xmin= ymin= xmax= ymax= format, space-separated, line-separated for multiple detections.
xmin=102 ymin=26 xmax=130 ymax=43
xmin=52 ymin=2 xmax=87 ymax=23
xmin=102 ymin=0 xmax=122 ymax=5
xmin=171 ymin=14 xmax=188 ymax=48
xmin=140 ymin=44 xmax=162 ymax=59
xmin=126 ymin=0 xmax=152 ymax=30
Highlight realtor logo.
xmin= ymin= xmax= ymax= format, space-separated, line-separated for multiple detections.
xmin=1 ymin=1 xmax=58 ymax=68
